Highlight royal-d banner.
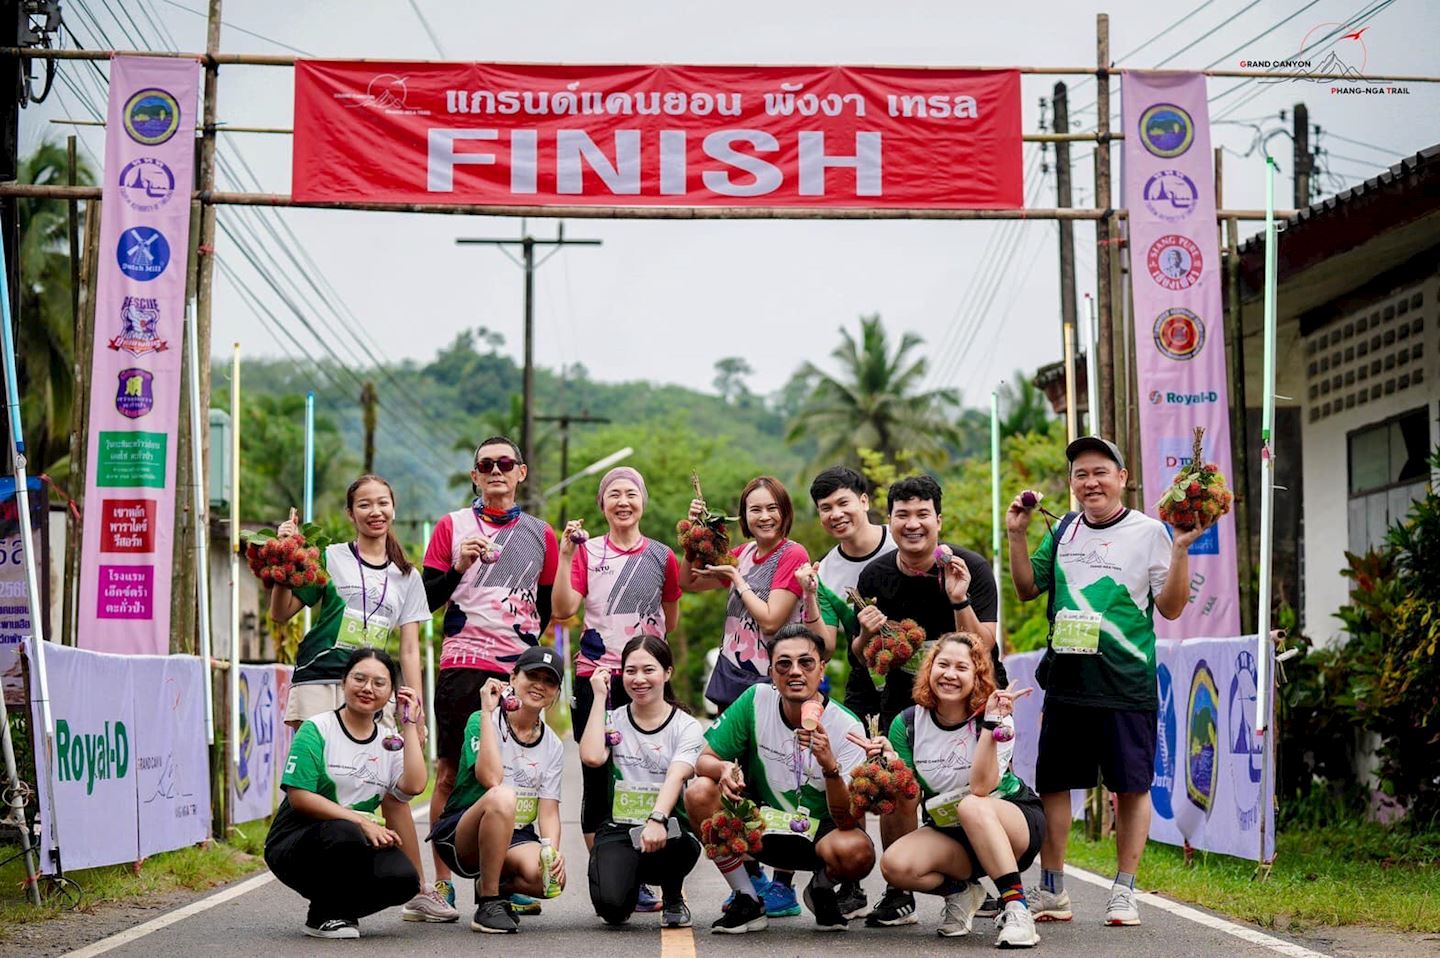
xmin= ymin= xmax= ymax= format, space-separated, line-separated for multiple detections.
xmin=1121 ymin=72 xmax=1241 ymax=638
xmin=293 ymin=62 xmax=1022 ymax=209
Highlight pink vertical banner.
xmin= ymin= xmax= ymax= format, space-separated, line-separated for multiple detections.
xmin=1121 ymin=72 xmax=1241 ymax=639
xmin=78 ymin=57 xmax=199 ymax=654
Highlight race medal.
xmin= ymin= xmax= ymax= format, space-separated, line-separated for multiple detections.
xmin=611 ymin=781 xmax=661 ymax=824
xmin=759 ymin=805 xmax=818 ymax=841
xmin=1052 ymin=609 xmax=1102 ymax=654
xmin=514 ymin=786 xmax=539 ymax=826
xmin=925 ymin=788 xmax=969 ymax=828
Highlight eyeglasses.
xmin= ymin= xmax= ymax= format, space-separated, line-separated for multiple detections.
xmin=475 ymin=456 xmax=521 ymax=474
xmin=772 ymin=657 xmax=820 ymax=674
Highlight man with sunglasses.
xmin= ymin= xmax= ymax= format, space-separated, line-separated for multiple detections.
xmin=687 ymin=624 xmax=875 ymax=934
xmin=423 ymin=436 xmax=560 ymax=913
xmin=1007 ymin=437 xmax=1208 ymax=929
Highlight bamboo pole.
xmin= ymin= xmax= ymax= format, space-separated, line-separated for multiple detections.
xmin=1094 ymin=14 xmax=1115 ymax=439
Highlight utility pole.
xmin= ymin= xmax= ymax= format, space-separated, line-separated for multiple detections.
xmin=1094 ymin=14 xmax=1117 ymax=440
xmin=456 ymin=224 xmax=601 ymax=501
xmin=535 ymin=412 xmax=611 ymax=522
xmin=360 ymin=381 xmax=377 ymax=473
xmin=1053 ymin=82 xmax=1080 ymax=403
xmin=1292 ymin=102 xmax=1312 ymax=208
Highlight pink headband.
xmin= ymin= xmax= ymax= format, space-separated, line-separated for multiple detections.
xmin=597 ymin=467 xmax=648 ymax=509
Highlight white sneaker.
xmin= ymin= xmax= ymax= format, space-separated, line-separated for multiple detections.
xmin=1028 ymin=886 xmax=1072 ymax=922
xmin=937 ymin=882 xmax=988 ymax=937
xmin=402 ymin=887 xmax=460 ymax=922
xmin=304 ymin=919 xmax=360 ymax=939
xmin=1104 ymin=885 xmax=1141 ymax=926
xmin=995 ymin=901 xmax=1039 ymax=948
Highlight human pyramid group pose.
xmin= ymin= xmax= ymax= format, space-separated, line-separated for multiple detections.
xmin=263 ymin=434 xmax=1210 ymax=948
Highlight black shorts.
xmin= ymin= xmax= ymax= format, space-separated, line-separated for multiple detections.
xmin=1035 ymin=700 xmax=1157 ymax=794
xmin=435 ymin=667 xmax=509 ymax=762
xmin=753 ymin=818 xmax=844 ymax=873
xmin=931 ymin=796 xmax=1045 ymax=874
xmin=427 ymin=808 xmax=539 ymax=878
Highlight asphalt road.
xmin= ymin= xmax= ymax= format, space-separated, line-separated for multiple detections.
xmin=64 ymin=741 xmax=1332 ymax=958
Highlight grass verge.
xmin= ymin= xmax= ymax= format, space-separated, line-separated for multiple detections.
xmin=1066 ymin=820 xmax=1440 ymax=933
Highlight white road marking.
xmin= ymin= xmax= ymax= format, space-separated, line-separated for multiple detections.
xmin=1065 ymin=864 xmax=1332 ymax=958
xmin=57 ymin=871 xmax=276 ymax=958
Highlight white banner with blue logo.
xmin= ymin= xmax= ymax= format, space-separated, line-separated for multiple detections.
xmin=231 ymin=664 xmax=293 ymax=825
xmin=1006 ymin=637 xmax=1274 ymax=861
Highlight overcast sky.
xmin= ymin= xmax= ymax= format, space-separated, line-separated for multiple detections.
xmin=23 ymin=0 xmax=1440 ymax=406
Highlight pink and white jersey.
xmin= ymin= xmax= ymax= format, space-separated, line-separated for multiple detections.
xmin=572 ymin=536 xmax=682 ymax=677
xmin=704 ymin=539 xmax=808 ymax=708
xmin=425 ymin=508 xmax=559 ymax=672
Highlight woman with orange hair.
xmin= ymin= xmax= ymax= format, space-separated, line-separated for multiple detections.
xmin=874 ymin=632 xmax=1044 ymax=948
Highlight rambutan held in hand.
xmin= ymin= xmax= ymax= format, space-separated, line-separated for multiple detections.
xmin=1157 ymin=427 xmax=1233 ymax=531
xmin=848 ymin=755 xmax=920 ymax=817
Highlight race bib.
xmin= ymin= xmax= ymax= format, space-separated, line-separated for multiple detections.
xmin=758 ymin=805 xmax=818 ymax=842
xmin=1052 ymin=609 xmax=1102 ymax=655
xmin=514 ymin=787 xmax=539 ymax=826
xmin=337 ymin=608 xmax=394 ymax=651
xmin=612 ymin=782 xmax=661 ymax=824
xmin=925 ymin=788 xmax=969 ymax=828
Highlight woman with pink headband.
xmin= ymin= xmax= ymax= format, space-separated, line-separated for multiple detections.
xmin=551 ymin=467 xmax=682 ymax=867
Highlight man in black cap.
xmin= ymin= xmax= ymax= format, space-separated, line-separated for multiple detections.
xmin=1006 ymin=436 xmax=1209 ymax=929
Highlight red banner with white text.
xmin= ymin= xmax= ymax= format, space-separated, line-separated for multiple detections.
xmin=292 ymin=61 xmax=1022 ymax=209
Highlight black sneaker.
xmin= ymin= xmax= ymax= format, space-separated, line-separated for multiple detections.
xmin=864 ymin=887 xmax=918 ymax=927
xmin=836 ymin=880 xmax=869 ymax=920
xmin=304 ymin=918 xmax=359 ymax=939
xmin=711 ymin=893 xmax=768 ymax=934
xmin=471 ymin=897 xmax=519 ymax=934
xmin=803 ymin=878 xmax=848 ymax=932
xmin=976 ymin=893 xmax=1003 ymax=918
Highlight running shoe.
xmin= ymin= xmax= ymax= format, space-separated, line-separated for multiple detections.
xmin=711 ymin=893 xmax=768 ymax=934
xmin=636 ymin=884 xmax=663 ymax=913
xmin=996 ymin=901 xmax=1040 ymax=947
xmin=721 ymin=875 xmax=771 ymax=913
xmin=435 ymin=879 xmax=456 ymax=909
xmin=864 ymin=886 xmax=918 ymax=927
xmin=662 ymin=899 xmax=693 ymax=928
xmin=472 ymin=897 xmax=520 ymax=934
xmin=304 ymin=919 xmax=360 ymax=939
xmin=509 ymin=892 xmax=542 ymax=916
xmin=836 ymin=880 xmax=869 ymax=919
xmin=802 ymin=878 xmax=848 ymax=932
xmin=762 ymin=879 xmax=802 ymax=918
xmin=1104 ymin=885 xmax=1141 ymax=926
xmin=976 ymin=892 xmax=1003 ymax=918
xmin=937 ymin=882 xmax=987 ymax=937
xmin=1029 ymin=887 xmax=1073 ymax=922
xmin=402 ymin=886 xmax=459 ymax=922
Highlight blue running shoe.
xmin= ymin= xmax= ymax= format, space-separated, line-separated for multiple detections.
xmin=636 ymin=884 xmax=663 ymax=913
xmin=722 ymin=873 xmax=770 ymax=913
xmin=435 ymin=879 xmax=456 ymax=909
xmin=763 ymin=879 xmax=802 ymax=918
xmin=508 ymin=892 xmax=542 ymax=916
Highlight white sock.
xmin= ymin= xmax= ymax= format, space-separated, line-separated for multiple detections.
xmin=716 ymin=855 xmax=759 ymax=900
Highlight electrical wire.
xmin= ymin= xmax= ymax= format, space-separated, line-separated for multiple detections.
xmin=406 ymin=0 xmax=449 ymax=58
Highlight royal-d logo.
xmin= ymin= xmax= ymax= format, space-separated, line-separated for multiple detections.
xmin=123 ymin=88 xmax=181 ymax=145
xmin=115 ymin=368 xmax=155 ymax=419
xmin=1153 ymin=308 xmax=1206 ymax=361
xmin=1139 ymin=103 xmax=1195 ymax=158
xmin=55 ymin=718 xmax=131 ymax=795
xmin=1147 ymin=235 xmax=1204 ymax=291
xmin=1185 ymin=661 xmax=1219 ymax=814
xmin=109 ymin=297 xmax=169 ymax=356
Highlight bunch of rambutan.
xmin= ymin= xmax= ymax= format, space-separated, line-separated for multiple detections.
xmin=699 ymin=796 xmax=765 ymax=859
xmin=242 ymin=526 xmax=330 ymax=590
xmin=1156 ymin=427 xmax=1234 ymax=531
xmin=847 ymin=754 xmax=920 ymax=817
xmin=848 ymin=589 xmax=925 ymax=675
xmin=676 ymin=471 xmax=737 ymax=568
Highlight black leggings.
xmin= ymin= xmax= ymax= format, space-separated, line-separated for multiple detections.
xmin=265 ymin=819 xmax=418 ymax=924
xmin=573 ymin=674 xmax=630 ymax=834
xmin=587 ymin=822 xmax=701 ymax=925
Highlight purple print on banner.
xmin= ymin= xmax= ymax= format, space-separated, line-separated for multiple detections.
xmin=97 ymin=565 xmax=155 ymax=619
xmin=115 ymin=369 xmax=155 ymax=419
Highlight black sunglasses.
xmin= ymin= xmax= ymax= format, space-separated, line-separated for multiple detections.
xmin=475 ymin=456 xmax=522 ymax=474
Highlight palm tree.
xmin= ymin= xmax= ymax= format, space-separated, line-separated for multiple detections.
xmin=16 ymin=141 xmax=96 ymax=478
xmin=786 ymin=314 xmax=961 ymax=468
xmin=997 ymin=370 xmax=1053 ymax=438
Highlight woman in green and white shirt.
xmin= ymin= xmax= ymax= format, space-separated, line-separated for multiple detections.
xmin=580 ymin=635 xmax=704 ymax=929
xmin=264 ymin=648 xmax=426 ymax=939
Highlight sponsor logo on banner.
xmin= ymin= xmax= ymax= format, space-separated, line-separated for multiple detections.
xmin=118 ymin=157 xmax=176 ymax=212
xmin=1152 ymin=663 xmax=1177 ymax=819
xmin=1153 ymin=308 xmax=1207 ymax=360
xmin=123 ymin=88 xmax=181 ymax=145
xmin=1138 ymin=103 xmax=1195 ymax=157
xmin=1150 ymin=389 xmax=1220 ymax=406
xmin=1185 ymin=660 xmax=1220 ymax=814
xmin=339 ymin=74 xmax=428 ymax=115
xmin=97 ymin=432 xmax=168 ymax=488
xmin=1228 ymin=650 xmax=1263 ymax=831
xmin=115 ymin=368 xmax=155 ymax=419
xmin=109 ymin=297 xmax=169 ymax=355
xmin=1147 ymin=235 xmax=1204 ymax=290
xmin=237 ymin=673 xmax=255 ymax=796
xmin=100 ymin=499 xmax=157 ymax=553
xmin=97 ymin=565 xmax=155 ymax=619
xmin=1142 ymin=170 xmax=1199 ymax=222
xmin=116 ymin=227 xmax=171 ymax=282
xmin=55 ymin=718 xmax=131 ymax=795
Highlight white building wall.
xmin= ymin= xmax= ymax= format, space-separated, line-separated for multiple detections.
xmin=1300 ymin=271 xmax=1440 ymax=646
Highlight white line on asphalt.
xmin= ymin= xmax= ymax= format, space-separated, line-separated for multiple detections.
xmin=1065 ymin=864 xmax=1332 ymax=958
xmin=57 ymin=871 xmax=276 ymax=958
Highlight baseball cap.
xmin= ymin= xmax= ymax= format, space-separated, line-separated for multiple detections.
xmin=512 ymin=645 xmax=564 ymax=682
xmin=1065 ymin=436 xmax=1126 ymax=470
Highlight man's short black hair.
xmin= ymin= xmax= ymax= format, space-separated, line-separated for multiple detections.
xmin=474 ymin=435 xmax=522 ymax=464
xmin=809 ymin=466 xmax=869 ymax=505
xmin=887 ymin=475 xmax=943 ymax=515
xmin=766 ymin=623 xmax=827 ymax=660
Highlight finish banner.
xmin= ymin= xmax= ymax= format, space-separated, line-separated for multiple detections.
xmin=292 ymin=61 xmax=1023 ymax=208
xmin=1121 ymin=72 xmax=1241 ymax=638
xmin=78 ymin=57 xmax=199 ymax=654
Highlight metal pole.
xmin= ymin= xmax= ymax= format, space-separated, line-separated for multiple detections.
xmin=1063 ymin=321 xmax=1079 ymax=445
xmin=422 ymin=520 xmax=437 ymax=764
xmin=1255 ymin=159 xmax=1278 ymax=736
xmin=229 ymin=344 xmax=241 ymax=768
xmin=1084 ymin=293 xmax=1100 ymax=436
xmin=1094 ymin=13 xmax=1116 ymax=439
xmin=303 ymin=390 xmax=315 ymax=634
xmin=187 ymin=302 xmax=215 ymax=744
xmin=0 ymin=229 xmax=44 ymax=904
xmin=990 ymin=388 xmax=1003 ymax=656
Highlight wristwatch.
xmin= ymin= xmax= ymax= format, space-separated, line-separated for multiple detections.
xmin=979 ymin=718 xmax=1000 ymax=731
xmin=647 ymin=810 xmax=669 ymax=825
xmin=822 ymin=765 xmax=842 ymax=779
xmin=951 ymin=598 xmax=972 ymax=611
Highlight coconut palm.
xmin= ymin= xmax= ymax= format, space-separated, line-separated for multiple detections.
xmin=786 ymin=314 xmax=961 ymax=468
xmin=997 ymin=370 xmax=1053 ymax=438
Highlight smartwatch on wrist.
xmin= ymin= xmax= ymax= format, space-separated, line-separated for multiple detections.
xmin=647 ymin=810 xmax=669 ymax=825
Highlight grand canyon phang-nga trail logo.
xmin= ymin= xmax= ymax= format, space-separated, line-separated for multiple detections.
xmin=1241 ymin=23 xmax=1409 ymax=95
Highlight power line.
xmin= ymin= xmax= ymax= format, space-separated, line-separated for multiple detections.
xmin=154 ymin=0 xmax=316 ymax=55
xmin=405 ymin=0 xmax=448 ymax=58
xmin=1315 ymin=129 xmax=1405 ymax=157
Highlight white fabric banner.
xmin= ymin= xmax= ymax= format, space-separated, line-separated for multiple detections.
xmin=28 ymin=641 xmax=213 ymax=873
xmin=232 ymin=664 xmax=285 ymax=825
